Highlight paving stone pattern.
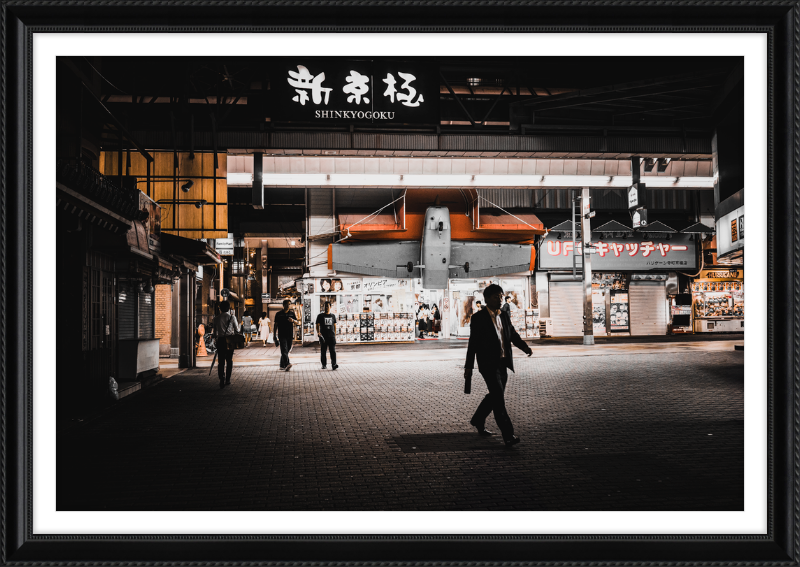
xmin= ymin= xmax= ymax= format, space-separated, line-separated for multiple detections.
xmin=58 ymin=351 xmax=743 ymax=511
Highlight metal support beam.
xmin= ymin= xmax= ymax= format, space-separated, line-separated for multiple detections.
xmin=210 ymin=113 xmax=219 ymax=171
xmin=252 ymin=152 xmax=263 ymax=209
xmin=170 ymin=111 xmax=178 ymax=170
xmin=80 ymin=82 xmax=153 ymax=164
xmin=189 ymin=114 xmax=195 ymax=160
xmin=581 ymin=187 xmax=594 ymax=346
xmin=261 ymin=240 xmax=269 ymax=315
xmin=480 ymin=86 xmax=508 ymax=124
xmin=440 ymin=72 xmax=477 ymax=128
xmin=519 ymin=70 xmax=727 ymax=108
xmin=178 ymin=272 xmax=195 ymax=369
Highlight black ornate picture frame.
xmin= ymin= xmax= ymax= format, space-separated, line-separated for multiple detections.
xmin=3 ymin=2 xmax=797 ymax=564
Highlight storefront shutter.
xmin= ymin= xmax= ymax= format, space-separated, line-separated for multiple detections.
xmin=138 ymin=291 xmax=155 ymax=339
xmin=549 ymin=281 xmax=583 ymax=336
xmin=118 ymin=283 xmax=136 ymax=340
xmin=629 ymin=281 xmax=668 ymax=336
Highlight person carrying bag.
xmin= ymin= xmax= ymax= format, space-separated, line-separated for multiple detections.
xmin=214 ymin=302 xmax=242 ymax=388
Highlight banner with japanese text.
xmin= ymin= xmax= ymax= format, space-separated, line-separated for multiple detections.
xmin=539 ymin=233 xmax=697 ymax=271
xmin=272 ymin=59 xmax=439 ymax=124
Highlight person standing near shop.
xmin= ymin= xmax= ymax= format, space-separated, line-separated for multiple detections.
xmin=464 ymin=284 xmax=532 ymax=447
xmin=241 ymin=310 xmax=254 ymax=346
xmin=315 ymin=302 xmax=339 ymax=370
xmin=431 ymin=303 xmax=441 ymax=338
xmin=214 ymin=301 xmax=240 ymax=389
xmin=274 ymin=299 xmax=300 ymax=371
xmin=501 ymin=296 xmax=512 ymax=315
xmin=417 ymin=303 xmax=429 ymax=338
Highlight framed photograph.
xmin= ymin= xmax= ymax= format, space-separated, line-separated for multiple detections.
xmin=5 ymin=2 xmax=797 ymax=564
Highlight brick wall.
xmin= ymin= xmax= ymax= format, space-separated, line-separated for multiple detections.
xmin=155 ymin=284 xmax=172 ymax=356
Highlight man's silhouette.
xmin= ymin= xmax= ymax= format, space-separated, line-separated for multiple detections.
xmin=464 ymin=284 xmax=532 ymax=447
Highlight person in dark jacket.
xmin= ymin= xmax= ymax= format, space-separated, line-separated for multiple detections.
xmin=213 ymin=301 xmax=240 ymax=388
xmin=274 ymin=299 xmax=300 ymax=371
xmin=464 ymin=283 xmax=532 ymax=447
xmin=431 ymin=304 xmax=441 ymax=337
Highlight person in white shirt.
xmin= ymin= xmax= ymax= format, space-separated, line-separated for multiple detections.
xmin=213 ymin=301 xmax=240 ymax=389
xmin=256 ymin=311 xmax=271 ymax=346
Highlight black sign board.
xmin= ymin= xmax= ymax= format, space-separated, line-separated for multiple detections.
xmin=632 ymin=207 xmax=648 ymax=229
xmin=271 ymin=59 xmax=439 ymax=124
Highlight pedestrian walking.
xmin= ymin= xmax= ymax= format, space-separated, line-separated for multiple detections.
xmin=214 ymin=301 xmax=240 ymax=389
xmin=257 ymin=311 xmax=271 ymax=346
xmin=464 ymin=283 xmax=532 ymax=447
xmin=315 ymin=301 xmax=339 ymax=370
xmin=431 ymin=304 xmax=441 ymax=337
xmin=501 ymin=296 xmax=512 ymax=315
xmin=274 ymin=299 xmax=300 ymax=371
xmin=241 ymin=311 xmax=254 ymax=346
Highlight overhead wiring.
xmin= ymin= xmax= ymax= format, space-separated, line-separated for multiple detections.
xmin=335 ymin=190 xmax=406 ymax=243
xmin=476 ymin=192 xmax=540 ymax=231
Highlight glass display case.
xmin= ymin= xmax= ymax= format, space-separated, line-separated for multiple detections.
xmin=691 ymin=280 xmax=744 ymax=332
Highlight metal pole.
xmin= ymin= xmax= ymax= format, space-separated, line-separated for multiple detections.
xmin=571 ymin=189 xmax=577 ymax=279
xmin=581 ymin=187 xmax=594 ymax=346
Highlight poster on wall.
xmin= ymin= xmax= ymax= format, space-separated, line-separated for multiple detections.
xmin=362 ymin=278 xmax=412 ymax=293
xmin=610 ymin=292 xmax=629 ymax=332
xmin=365 ymin=294 xmax=393 ymax=313
xmin=316 ymin=278 xmax=344 ymax=293
xmin=525 ymin=308 xmax=540 ymax=338
xmin=337 ymin=295 xmax=361 ymax=314
xmin=448 ymin=278 xmax=527 ymax=337
xmin=278 ymin=274 xmax=297 ymax=289
xmin=458 ymin=291 xmax=485 ymax=329
xmin=592 ymin=290 xmax=606 ymax=335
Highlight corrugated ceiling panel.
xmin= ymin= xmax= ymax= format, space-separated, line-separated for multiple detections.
xmin=271 ymin=132 xmax=351 ymax=149
xmin=353 ymin=133 xmax=438 ymax=150
xmin=479 ymin=189 xmax=533 ymax=209
xmin=335 ymin=188 xmax=400 ymax=210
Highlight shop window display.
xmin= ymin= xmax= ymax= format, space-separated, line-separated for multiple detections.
xmin=692 ymin=281 xmax=744 ymax=318
xmin=303 ymin=277 xmax=416 ymax=343
xmin=448 ymin=278 xmax=528 ymax=338
xmin=525 ymin=308 xmax=540 ymax=338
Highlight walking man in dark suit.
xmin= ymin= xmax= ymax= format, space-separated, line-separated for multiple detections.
xmin=464 ymin=283 xmax=532 ymax=447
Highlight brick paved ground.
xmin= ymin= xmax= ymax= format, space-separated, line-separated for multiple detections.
xmin=57 ymin=350 xmax=743 ymax=511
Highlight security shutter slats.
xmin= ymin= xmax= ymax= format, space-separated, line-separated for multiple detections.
xmin=630 ymin=282 xmax=667 ymax=336
xmin=549 ymin=281 xmax=583 ymax=337
xmin=118 ymin=283 xmax=136 ymax=340
xmin=308 ymin=188 xmax=335 ymax=275
xmin=138 ymin=291 xmax=155 ymax=339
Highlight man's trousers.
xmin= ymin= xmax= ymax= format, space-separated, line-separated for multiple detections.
xmin=471 ymin=366 xmax=513 ymax=440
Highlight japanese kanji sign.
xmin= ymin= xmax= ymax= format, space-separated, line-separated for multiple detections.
xmin=272 ymin=60 xmax=439 ymax=124
xmin=539 ymin=232 xmax=697 ymax=271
